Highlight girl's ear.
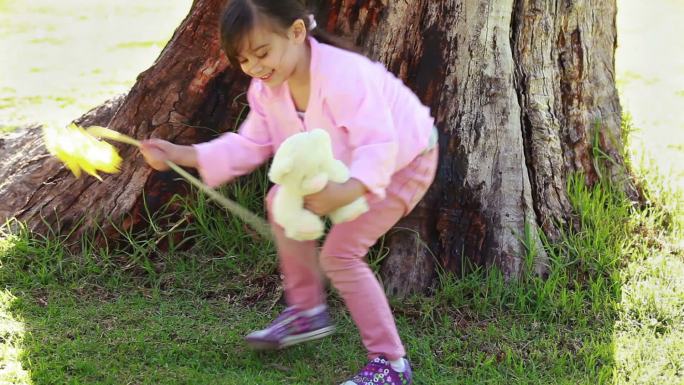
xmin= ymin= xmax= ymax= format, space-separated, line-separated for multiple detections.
xmin=289 ymin=18 xmax=307 ymax=43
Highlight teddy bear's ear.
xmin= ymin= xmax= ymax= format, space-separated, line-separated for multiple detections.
xmin=268 ymin=157 xmax=293 ymax=184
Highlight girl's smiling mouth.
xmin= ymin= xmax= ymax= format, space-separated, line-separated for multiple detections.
xmin=259 ymin=71 xmax=274 ymax=81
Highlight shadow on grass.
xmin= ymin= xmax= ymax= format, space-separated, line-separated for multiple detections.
xmin=0 ymin=215 xmax=370 ymax=384
xmin=1 ymin=163 xmax=679 ymax=384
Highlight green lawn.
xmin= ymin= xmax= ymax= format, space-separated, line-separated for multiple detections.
xmin=0 ymin=0 xmax=190 ymax=131
xmin=616 ymin=0 xmax=684 ymax=191
xmin=1 ymin=164 xmax=681 ymax=384
xmin=1 ymin=1 xmax=683 ymax=384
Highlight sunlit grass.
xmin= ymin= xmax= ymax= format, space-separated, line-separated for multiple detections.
xmin=0 ymin=0 xmax=191 ymax=130
xmin=0 ymin=289 xmax=30 ymax=384
xmin=2 ymin=138 xmax=681 ymax=383
xmin=616 ymin=0 xmax=684 ymax=190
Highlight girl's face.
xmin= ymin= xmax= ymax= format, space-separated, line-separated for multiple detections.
xmin=236 ymin=19 xmax=308 ymax=87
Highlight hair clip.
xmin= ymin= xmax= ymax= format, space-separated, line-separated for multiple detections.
xmin=308 ymin=14 xmax=317 ymax=31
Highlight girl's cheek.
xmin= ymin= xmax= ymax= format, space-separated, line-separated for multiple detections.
xmin=265 ymin=57 xmax=278 ymax=69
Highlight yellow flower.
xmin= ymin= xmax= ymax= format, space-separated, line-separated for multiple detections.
xmin=43 ymin=123 xmax=122 ymax=180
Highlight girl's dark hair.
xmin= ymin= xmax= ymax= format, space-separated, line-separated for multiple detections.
xmin=219 ymin=0 xmax=354 ymax=69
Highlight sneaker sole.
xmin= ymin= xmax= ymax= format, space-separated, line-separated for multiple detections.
xmin=246 ymin=326 xmax=336 ymax=350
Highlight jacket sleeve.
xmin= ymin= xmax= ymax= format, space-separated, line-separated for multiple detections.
xmin=327 ymin=67 xmax=397 ymax=200
xmin=193 ymin=82 xmax=273 ymax=187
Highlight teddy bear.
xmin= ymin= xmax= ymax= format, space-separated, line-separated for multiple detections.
xmin=268 ymin=128 xmax=369 ymax=241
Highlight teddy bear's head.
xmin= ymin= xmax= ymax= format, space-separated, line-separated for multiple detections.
xmin=268 ymin=129 xmax=335 ymax=195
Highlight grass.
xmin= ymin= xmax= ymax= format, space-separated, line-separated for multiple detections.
xmin=1 ymin=130 xmax=683 ymax=383
xmin=0 ymin=0 xmax=191 ymax=131
xmin=615 ymin=0 xmax=684 ymax=191
xmin=1 ymin=0 xmax=683 ymax=383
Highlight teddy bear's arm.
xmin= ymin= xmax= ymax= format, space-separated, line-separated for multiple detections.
xmin=273 ymin=186 xmax=326 ymax=241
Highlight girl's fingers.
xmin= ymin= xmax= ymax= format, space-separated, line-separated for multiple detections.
xmin=141 ymin=140 xmax=162 ymax=151
xmin=140 ymin=139 xmax=174 ymax=171
xmin=142 ymin=139 xmax=174 ymax=152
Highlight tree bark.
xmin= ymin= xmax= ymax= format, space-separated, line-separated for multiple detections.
xmin=0 ymin=0 xmax=628 ymax=296
xmin=319 ymin=0 xmax=626 ymax=295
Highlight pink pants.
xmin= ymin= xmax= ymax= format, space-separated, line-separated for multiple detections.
xmin=266 ymin=148 xmax=438 ymax=361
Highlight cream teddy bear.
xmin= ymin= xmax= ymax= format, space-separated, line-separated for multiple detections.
xmin=268 ymin=129 xmax=369 ymax=241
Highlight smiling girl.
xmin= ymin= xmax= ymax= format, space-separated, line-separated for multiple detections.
xmin=139 ymin=1 xmax=438 ymax=383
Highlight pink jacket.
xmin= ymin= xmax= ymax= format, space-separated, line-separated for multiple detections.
xmin=194 ymin=37 xmax=435 ymax=200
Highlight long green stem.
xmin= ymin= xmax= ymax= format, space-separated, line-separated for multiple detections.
xmin=86 ymin=126 xmax=272 ymax=241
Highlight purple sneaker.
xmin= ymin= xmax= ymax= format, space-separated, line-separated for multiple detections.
xmin=340 ymin=356 xmax=412 ymax=385
xmin=245 ymin=306 xmax=335 ymax=350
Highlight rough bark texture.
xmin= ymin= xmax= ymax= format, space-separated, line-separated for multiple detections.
xmin=318 ymin=0 xmax=625 ymax=295
xmin=0 ymin=0 xmax=627 ymax=297
xmin=511 ymin=0 xmax=626 ymax=239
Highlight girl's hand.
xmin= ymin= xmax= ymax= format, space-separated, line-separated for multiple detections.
xmin=140 ymin=139 xmax=198 ymax=171
xmin=140 ymin=139 xmax=174 ymax=171
xmin=304 ymin=179 xmax=367 ymax=216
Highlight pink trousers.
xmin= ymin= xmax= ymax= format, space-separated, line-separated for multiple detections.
xmin=266 ymin=148 xmax=438 ymax=361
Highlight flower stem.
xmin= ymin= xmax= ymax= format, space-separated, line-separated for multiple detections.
xmin=86 ymin=126 xmax=272 ymax=241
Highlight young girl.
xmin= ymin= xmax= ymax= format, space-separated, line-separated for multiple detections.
xmin=140 ymin=1 xmax=438 ymax=384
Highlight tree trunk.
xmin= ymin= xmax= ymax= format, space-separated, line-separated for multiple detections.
xmin=339 ymin=0 xmax=626 ymax=295
xmin=0 ymin=0 xmax=628 ymax=296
